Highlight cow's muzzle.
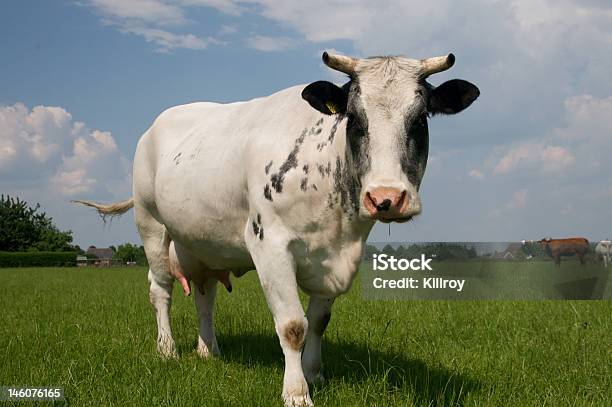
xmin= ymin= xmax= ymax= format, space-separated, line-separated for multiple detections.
xmin=363 ymin=187 xmax=420 ymax=223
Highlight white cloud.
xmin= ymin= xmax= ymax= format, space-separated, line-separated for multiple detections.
xmin=491 ymin=92 xmax=612 ymax=178
xmin=246 ymin=35 xmax=297 ymax=52
xmin=493 ymin=143 xmax=575 ymax=175
xmin=218 ymin=24 xmax=238 ymax=35
xmin=179 ymin=0 xmax=246 ymax=16
xmin=469 ymin=169 xmax=484 ymax=179
xmin=119 ymin=25 xmax=216 ymax=52
xmin=1 ymin=102 xmax=136 ymax=248
xmin=51 ymin=169 xmax=98 ymax=196
xmin=90 ymin=0 xmax=186 ymax=25
xmin=556 ymin=95 xmax=612 ymax=141
xmin=0 ymin=102 xmax=130 ymax=197
xmin=88 ymin=0 xmax=219 ymax=52
xmin=0 ymin=103 xmax=73 ymax=171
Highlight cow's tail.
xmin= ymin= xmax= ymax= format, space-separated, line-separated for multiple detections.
xmin=71 ymin=197 xmax=134 ymax=221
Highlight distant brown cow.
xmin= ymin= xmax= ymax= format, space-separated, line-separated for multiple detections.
xmin=538 ymin=237 xmax=589 ymax=266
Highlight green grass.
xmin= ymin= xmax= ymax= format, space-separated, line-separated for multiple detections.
xmin=0 ymin=266 xmax=610 ymax=406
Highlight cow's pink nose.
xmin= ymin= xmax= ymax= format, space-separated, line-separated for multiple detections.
xmin=364 ymin=187 xmax=408 ymax=219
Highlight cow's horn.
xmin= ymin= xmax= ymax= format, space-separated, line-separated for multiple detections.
xmin=322 ymin=52 xmax=357 ymax=75
xmin=421 ymin=53 xmax=455 ymax=77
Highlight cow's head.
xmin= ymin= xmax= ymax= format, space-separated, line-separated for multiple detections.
xmin=538 ymin=238 xmax=552 ymax=249
xmin=302 ymin=52 xmax=479 ymax=222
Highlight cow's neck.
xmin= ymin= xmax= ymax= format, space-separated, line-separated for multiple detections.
xmin=319 ymin=114 xmax=374 ymax=239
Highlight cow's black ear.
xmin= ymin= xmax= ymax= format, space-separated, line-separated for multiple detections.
xmin=428 ymin=79 xmax=480 ymax=115
xmin=302 ymin=81 xmax=348 ymax=115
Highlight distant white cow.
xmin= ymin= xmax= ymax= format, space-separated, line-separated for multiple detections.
xmin=74 ymin=52 xmax=479 ymax=406
xmin=521 ymin=239 xmax=534 ymax=259
xmin=595 ymin=240 xmax=611 ymax=267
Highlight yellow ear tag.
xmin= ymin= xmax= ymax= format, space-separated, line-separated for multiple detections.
xmin=325 ymin=101 xmax=337 ymax=114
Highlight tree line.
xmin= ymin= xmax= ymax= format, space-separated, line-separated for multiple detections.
xmin=0 ymin=195 xmax=73 ymax=252
xmin=1 ymin=195 xmax=148 ymax=266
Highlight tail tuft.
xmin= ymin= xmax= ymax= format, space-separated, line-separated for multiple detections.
xmin=72 ymin=197 xmax=134 ymax=222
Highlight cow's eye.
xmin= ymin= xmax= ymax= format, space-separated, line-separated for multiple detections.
xmin=347 ymin=113 xmax=356 ymax=126
xmin=347 ymin=113 xmax=357 ymax=129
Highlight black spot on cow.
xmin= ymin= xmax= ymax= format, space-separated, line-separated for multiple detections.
xmin=327 ymin=193 xmax=335 ymax=209
xmin=300 ymin=178 xmax=308 ymax=191
xmin=269 ymin=120 xmax=323 ymax=194
xmin=311 ymin=184 xmax=318 ymax=191
xmin=270 ymin=128 xmax=307 ymax=193
xmin=316 ymin=115 xmax=343 ymax=151
xmin=302 ymin=164 xmax=309 ymax=174
xmin=264 ymin=184 xmax=273 ymax=201
xmin=265 ymin=161 xmax=273 ymax=174
xmin=252 ymin=214 xmax=264 ymax=240
xmin=330 ymin=155 xmax=360 ymax=215
xmin=333 ymin=157 xmax=348 ymax=208
xmin=173 ymin=152 xmax=183 ymax=165
xmin=317 ymin=164 xmax=326 ymax=177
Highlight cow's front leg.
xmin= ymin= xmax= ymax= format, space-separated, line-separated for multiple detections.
xmin=246 ymin=228 xmax=312 ymax=407
xmin=302 ymin=296 xmax=334 ymax=386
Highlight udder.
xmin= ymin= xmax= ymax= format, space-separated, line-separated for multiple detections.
xmin=168 ymin=240 xmax=232 ymax=295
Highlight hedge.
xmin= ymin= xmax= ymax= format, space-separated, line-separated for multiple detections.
xmin=0 ymin=251 xmax=77 ymax=267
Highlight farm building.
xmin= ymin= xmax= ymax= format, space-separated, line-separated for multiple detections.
xmin=490 ymin=243 xmax=528 ymax=260
xmin=82 ymin=246 xmax=122 ymax=267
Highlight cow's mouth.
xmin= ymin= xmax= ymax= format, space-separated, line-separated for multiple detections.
xmin=377 ymin=216 xmax=413 ymax=224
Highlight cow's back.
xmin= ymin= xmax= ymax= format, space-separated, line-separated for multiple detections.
xmin=132 ymin=85 xmax=323 ymax=268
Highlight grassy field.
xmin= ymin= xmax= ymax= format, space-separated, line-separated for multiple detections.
xmin=0 ymin=266 xmax=610 ymax=406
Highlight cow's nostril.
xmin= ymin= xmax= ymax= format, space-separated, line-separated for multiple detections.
xmin=366 ymin=192 xmax=376 ymax=205
xmin=376 ymin=199 xmax=392 ymax=212
xmin=397 ymin=190 xmax=407 ymax=208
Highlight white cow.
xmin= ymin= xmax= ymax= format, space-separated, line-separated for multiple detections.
xmin=75 ymin=52 xmax=479 ymax=406
xmin=595 ymin=240 xmax=611 ymax=267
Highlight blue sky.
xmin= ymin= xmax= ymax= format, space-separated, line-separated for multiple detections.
xmin=1 ymin=0 xmax=611 ymax=247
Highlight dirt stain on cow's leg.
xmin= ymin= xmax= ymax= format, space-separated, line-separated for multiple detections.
xmin=283 ymin=319 xmax=306 ymax=351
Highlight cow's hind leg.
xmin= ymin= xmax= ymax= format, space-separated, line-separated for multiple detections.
xmin=302 ymin=297 xmax=334 ymax=386
xmin=194 ymin=278 xmax=220 ymax=358
xmin=137 ymin=207 xmax=177 ymax=358
xmin=170 ymin=242 xmax=221 ymax=358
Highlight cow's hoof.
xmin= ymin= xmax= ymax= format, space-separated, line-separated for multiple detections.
xmin=197 ymin=341 xmax=220 ymax=359
xmin=157 ymin=338 xmax=178 ymax=359
xmin=158 ymin=346 xmax=178 ymax=359
xmin=283 ymin=394 xmax=313 ymax=407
